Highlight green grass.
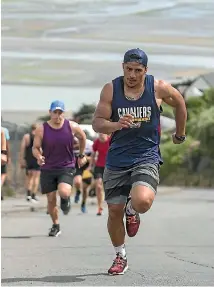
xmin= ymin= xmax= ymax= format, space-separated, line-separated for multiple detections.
xmin=2 ymin=185 xmax=16 ymax=197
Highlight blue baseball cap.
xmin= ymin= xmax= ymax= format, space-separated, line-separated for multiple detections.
xmin=123 ymin=48 xmax=148 ymax=66
xmin=50 ymin=100 xmax=65 ymax=112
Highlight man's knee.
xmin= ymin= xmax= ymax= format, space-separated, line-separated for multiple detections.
xmin=131 ymin=185 xmax=155 ymax=214
xmin=135 ymin=196 xmax=153 ymax=213
xmin=74 ymin=175 xmax=82 ymax=189
xmin=58 ymin=183 xmax=72 ymax=198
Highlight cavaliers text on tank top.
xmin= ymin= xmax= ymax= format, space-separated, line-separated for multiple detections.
xmin=106 ymin=75 xmax=162 ymax=170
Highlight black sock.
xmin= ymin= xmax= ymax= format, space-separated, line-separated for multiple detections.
xmin=53 ymin=223 xmax=60 ymax=229
xmin=61 ymin=196 xmax=70 ymax=202
xmin=81 ymin=200 xmax=85 ymax=207
xmin=27 ymin=190 xmax=31 ymax=196
xmin=61 ymin=197 xmax=66 ymax=202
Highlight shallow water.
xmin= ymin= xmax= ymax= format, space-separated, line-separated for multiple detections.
xmin=2 ymin=51 xmax=214 ymax=69
xmin=2 ymin=0 xmax=177 ymax=19
xmin=1 ymin=0 xmax=214 ymax=111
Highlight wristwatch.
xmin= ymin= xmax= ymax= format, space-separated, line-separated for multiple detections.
xmin=78 ymin=154 xmax=86 ymax=159
xmin=175 ymin=134 xmax=186 ymax=142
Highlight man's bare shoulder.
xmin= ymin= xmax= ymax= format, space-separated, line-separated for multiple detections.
xmin=69 ymin=120 xmax=79 ymax=129
xmin=23 ymin=133 xmax=30 ymax=141
xmin=100 ymin=82 xmax=113 ymax=102
xmin=103 ymin=82 xmax=113 ymax=90
xmin=35 ymin=124 xmax=44 ymax=136
xmin=154 ymin=79 xmax=173 ymax=99
xmin=154 ymin=79 xmax=171 ymax=90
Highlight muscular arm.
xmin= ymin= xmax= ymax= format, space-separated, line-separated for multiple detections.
xmin=92 ymin=83 xmax=120 ymax=134
xmin=163 ymin=96 xmax=177 ymax=108
xmin=32 ymin=126 xmax=43 ymax=160
xmin=70 ymin=122 xmax=86 ymax=155
xmin=156 ymin=80 xmax=187 ymax=136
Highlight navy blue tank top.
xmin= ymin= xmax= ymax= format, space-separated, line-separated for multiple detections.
xmin=106 ymin=75 xmax=162 ymax=170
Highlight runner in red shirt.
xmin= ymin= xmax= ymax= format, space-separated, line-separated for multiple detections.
xmin=90 ymin=133 xmax=110 ymax=215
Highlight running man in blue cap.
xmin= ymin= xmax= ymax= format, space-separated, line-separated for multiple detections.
xmin=33 ymin=100 xmax=87 ymax=237
xmin=92 ymin=48 xmax=187 ymax=275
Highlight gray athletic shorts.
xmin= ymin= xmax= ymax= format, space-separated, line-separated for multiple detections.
xmin=103 ymin=163 xmax=160 ymax=205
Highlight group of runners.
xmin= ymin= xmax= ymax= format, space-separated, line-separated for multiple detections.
xmin=1 ymin=48 xmax=187 ymax=275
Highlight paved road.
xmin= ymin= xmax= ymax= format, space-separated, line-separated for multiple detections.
xmin=1 ymin=188 xmax=214 ymax=286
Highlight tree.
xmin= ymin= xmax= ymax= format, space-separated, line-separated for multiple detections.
xmin=159 ymin=88 xmax=214 ymax=186
xmin=72 ymin=104 xmax=96 ymax=124
xmin=189 ymin=106 xmax=214 ymax=157
xmin=37 ymin=115 xmax=50 ymax=122
xmin=160 ymin=136 xmax=195 ymax=178
xmin=186 ymin=88 xmax=214 ymax=156
xmin=203 ymin=88 xmax=214 ymax=106
xmin=186 ymin=96 xmax=206 ymax=120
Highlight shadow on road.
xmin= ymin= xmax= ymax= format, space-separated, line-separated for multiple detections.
xmin=2 ymin=236 xmax=31 ymax=239
xmin=1 ymin=273 xmax=108 ymax=284
xmin=1 ymin=235 xmax=48 ymax=239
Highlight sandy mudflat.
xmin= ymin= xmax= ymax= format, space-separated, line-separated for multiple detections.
xmin=2 ymin=0 xmax=214 ymax=88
